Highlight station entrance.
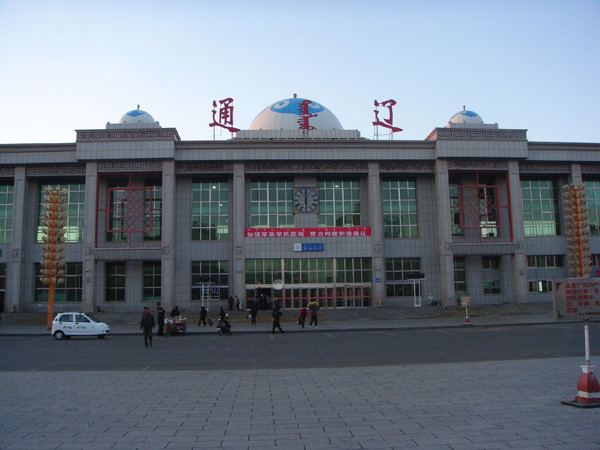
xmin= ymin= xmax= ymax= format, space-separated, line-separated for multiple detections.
xmin=247 ymin=284 xmax=372 ymax=309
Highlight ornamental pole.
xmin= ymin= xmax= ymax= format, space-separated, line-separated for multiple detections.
xmin=40 ymin=187 xmax=68 ymax=330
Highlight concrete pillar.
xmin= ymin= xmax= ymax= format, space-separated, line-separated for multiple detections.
xmin=434 ymin=160 xmax=455 ymax=306
xmin=161 ymin=161 xmax=175 ymax=311
xmin=8 ymin=167 xmax=26 ymax=312
xmin=508 ymin=160 xmax=528 ymax=303
xmin=82 ymin=162 xmax=98 ymax=312
xmin=368 ymin=162 xmax=385 ymax=306
xmin=232 ymin=163 xmax=246 ymax=306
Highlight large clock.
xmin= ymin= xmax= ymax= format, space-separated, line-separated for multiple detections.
xmin=293 ymin=187 xmax=320 ymax=213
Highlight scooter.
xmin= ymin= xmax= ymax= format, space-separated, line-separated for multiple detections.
xmin=216 ymin=314 xmax=232 ymax=336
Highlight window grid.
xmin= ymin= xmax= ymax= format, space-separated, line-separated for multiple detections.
xmin=382 ymin=179 xmax=418 ymax=238
xmin=250 ymin=181 xmax=293 ymax=228
xmin=105 ymin=262 xmax=126 ymax=302
xmin=284 ymin=259 xmax=334 ymax=284
xmin=385 ymin=258 xmax=421 ymax=297
xmin=192 ymin=181 xmax=229 ymax=240
xmin=0 ymin=183 xmax=13 ymax=243
xmin=37 ymin=183 xmax=85 ymax=243
xmin=35 ymin=263 xmax=83 ymax=302
xmin=143 ymin=262 xmax=161 ymax=302
xmin=521 ymin=179 xmax=561 ymax=236
xmin=449 ymin=182 xmax=463 ymax=236
xmin=191 ymin=261 xmax=229 ymax=300
xmin=317 ymin=180 xmax=361 ymax=227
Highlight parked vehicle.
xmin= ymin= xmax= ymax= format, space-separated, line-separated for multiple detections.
xmin=51 ymin=312 xmax=110 ymax=340
xmin=216 ymin=314 xmax=231 ymax=336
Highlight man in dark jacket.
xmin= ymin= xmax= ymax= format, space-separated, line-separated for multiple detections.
xmin=157 ymin=307 xmax=165 ymax=336
xmin=140 ymin=307 xmax=155 ymax=348
xmin=272 ymin=305 xmax=284 ymax=334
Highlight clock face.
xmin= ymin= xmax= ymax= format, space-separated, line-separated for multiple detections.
xmin=293 ymin=187 xmax=319 ymax=213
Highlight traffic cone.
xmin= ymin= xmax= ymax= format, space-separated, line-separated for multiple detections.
xmin=464 ymin=306 xmax=471 ymax=325
xmin=562 ymin=365 xmax=600 ymax=408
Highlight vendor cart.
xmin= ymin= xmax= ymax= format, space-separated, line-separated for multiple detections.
xmin=164 ymin=317 xmax=187 ymax=336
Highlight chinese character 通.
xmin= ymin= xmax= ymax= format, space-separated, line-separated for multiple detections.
xmin=209 ymin=98 xmax=240 ymax=132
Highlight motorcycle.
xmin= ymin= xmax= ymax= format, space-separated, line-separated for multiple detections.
xmin=216 ymin=314 xmax=232 ymax=336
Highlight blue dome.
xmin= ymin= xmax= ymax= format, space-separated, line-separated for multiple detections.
xmin=120 ymin=107 xmax=155 ymax=124
xmin=448 ymin=109 xmax=483 ymax=125
xmin=249 ymin=96 xmax=344 ymax=131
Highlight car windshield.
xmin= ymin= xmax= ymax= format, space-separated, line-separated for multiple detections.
xmin=85 ymin=314 xmax=102 ymax=323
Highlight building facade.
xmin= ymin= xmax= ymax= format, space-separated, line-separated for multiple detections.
xmin=1 ymin=99 xmax=599 ymax=313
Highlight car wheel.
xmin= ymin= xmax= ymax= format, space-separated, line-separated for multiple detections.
xmin=54 ymin=330 xmax=65 ymax=340
xmin=97 ymin=335 xmax=105 ymax=340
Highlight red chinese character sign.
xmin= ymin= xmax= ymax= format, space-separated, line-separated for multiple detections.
xmin=209 ymin=98 xmax=240 ymax=137
xmin=373 ymin=99 xmax=403 ymax=139
xmin=554 ymin=278 xmax=600 ymax=321
xmin=297 ymin=99 xmax=318 ymax=132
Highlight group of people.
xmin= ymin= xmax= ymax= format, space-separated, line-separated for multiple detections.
xmin=227 ymin=296 xmax=242 ymax=311
xmin=139 ymin=299 xmax=323 ymax=346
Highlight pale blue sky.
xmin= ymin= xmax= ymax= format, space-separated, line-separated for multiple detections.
xmin=0 ymin=0 xmax=598 ymax=144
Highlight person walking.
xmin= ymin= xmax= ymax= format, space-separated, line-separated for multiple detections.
xmin=298 ymin=304 xmax=308 ymax=329
xmin=157 ymin=307 xmax=165 ymax=336
xmin=219 ymin=307 xmax=226 ymax=321
xmin=199 ymin=306 xmax=207 ymax=326
xmin=250 ymin=301 xmax=258 ymax=325
xmin=307 ymin=299 xmax=319 ymax=328
xmin=272 ymin=305 xmax=284 ymax=334
xmin=140 ymin=306 xmax=155 ymax=348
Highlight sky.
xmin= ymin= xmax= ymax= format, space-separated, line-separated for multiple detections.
xmin=0 ymin=0 xmax=599 ymax=144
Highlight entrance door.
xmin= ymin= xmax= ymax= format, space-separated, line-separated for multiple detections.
xmin=334 ymin=286 xmax=371 ymax=307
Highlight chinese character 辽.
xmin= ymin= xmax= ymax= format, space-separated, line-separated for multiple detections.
xmin=373 ymin=99 xmax=403 ymax=133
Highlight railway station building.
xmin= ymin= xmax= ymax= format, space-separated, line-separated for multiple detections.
xmin=1 ymin=97 xmax=599 ymax=313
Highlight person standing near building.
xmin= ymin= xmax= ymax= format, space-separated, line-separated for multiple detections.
xmin=298 ymin=304 xmax=308 ymax=329
xmin=228 ymin=296 xmax=234 ymax=311
xmin=157 ymin=307 xmax=165 ymax=336
xmin=235 ymin=296 xmax=241 ymax=311
xmin=199 ymin=306 xmax=207 ymax=326
xmin=272 ymin=305 xmax=284 ymax=334
xmin=307 ymin=299 xmax=319 ymax=328
xmin=140 ymin=306 xmax=155 ymax=348
xmin=250 ymin=301 xmax=258 ymax=325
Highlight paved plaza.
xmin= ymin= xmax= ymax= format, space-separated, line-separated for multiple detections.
xmin=1 ymin=356 xmax=599 ymax=449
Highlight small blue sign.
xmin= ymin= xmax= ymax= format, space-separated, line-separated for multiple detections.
xmin=375 ymin=278 xmax=382 ymax=283
xmin=301 ymin=243 xmax=324 ymax=252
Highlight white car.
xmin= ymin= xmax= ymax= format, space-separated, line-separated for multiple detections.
xmin=51 ymin=312 xmax=110 ymax=340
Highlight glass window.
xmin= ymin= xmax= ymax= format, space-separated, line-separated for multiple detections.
xmin=191 ymin=261 xmax=229 ymax=300
xmin=143 ymin=262 xmax=161 ymax=302
xmin=37 ymin=182 xmax=85 ymax=243
xmin=35 ymin=263 xmax=83 ymax=302
xmin=0 ymin=183 xmax=13 ymax=244
xmin=106 ymin=262 xmax=126 ymax=302
xmin=585 ymin=180 xmax=600 ymax=235
xmin=449 ymin=180 xmax=463 ymax=236
xmin=385 ymin=258 xmax=421 ymax=297
xmin=318 ymin=180 xmax=360 ymax=227
xmin=454 ymin=257 xmax=467 ymax=296
xmin=192 ymin=181 xmax=229 ymax=240
xmin=335 ymin=258 xmax=372 ymax=283
xmin=521 ymin=179 xmax=560 ymax=236
xmin=144 ymin=178 xmax=162 ymax=241
xmin=75 ymin=314 xmax=90 ymax=323
xmin=382 ymin=179 xmax=418 ymax=238
xmin=249 ymin=180 xmax=293 ymax=228
xmin=482 ymin=256 xmax=501 ymax=294
xmin=58 ymin=314 xmax=73 ymax=322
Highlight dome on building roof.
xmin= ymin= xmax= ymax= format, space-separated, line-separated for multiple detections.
xmin=119 ymin=106 xmax=155 ymax=124
xmin=249 ymin=96 xmax=344 ymax=131
xmin=448 ymin=108 xmax=483 ymax=125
